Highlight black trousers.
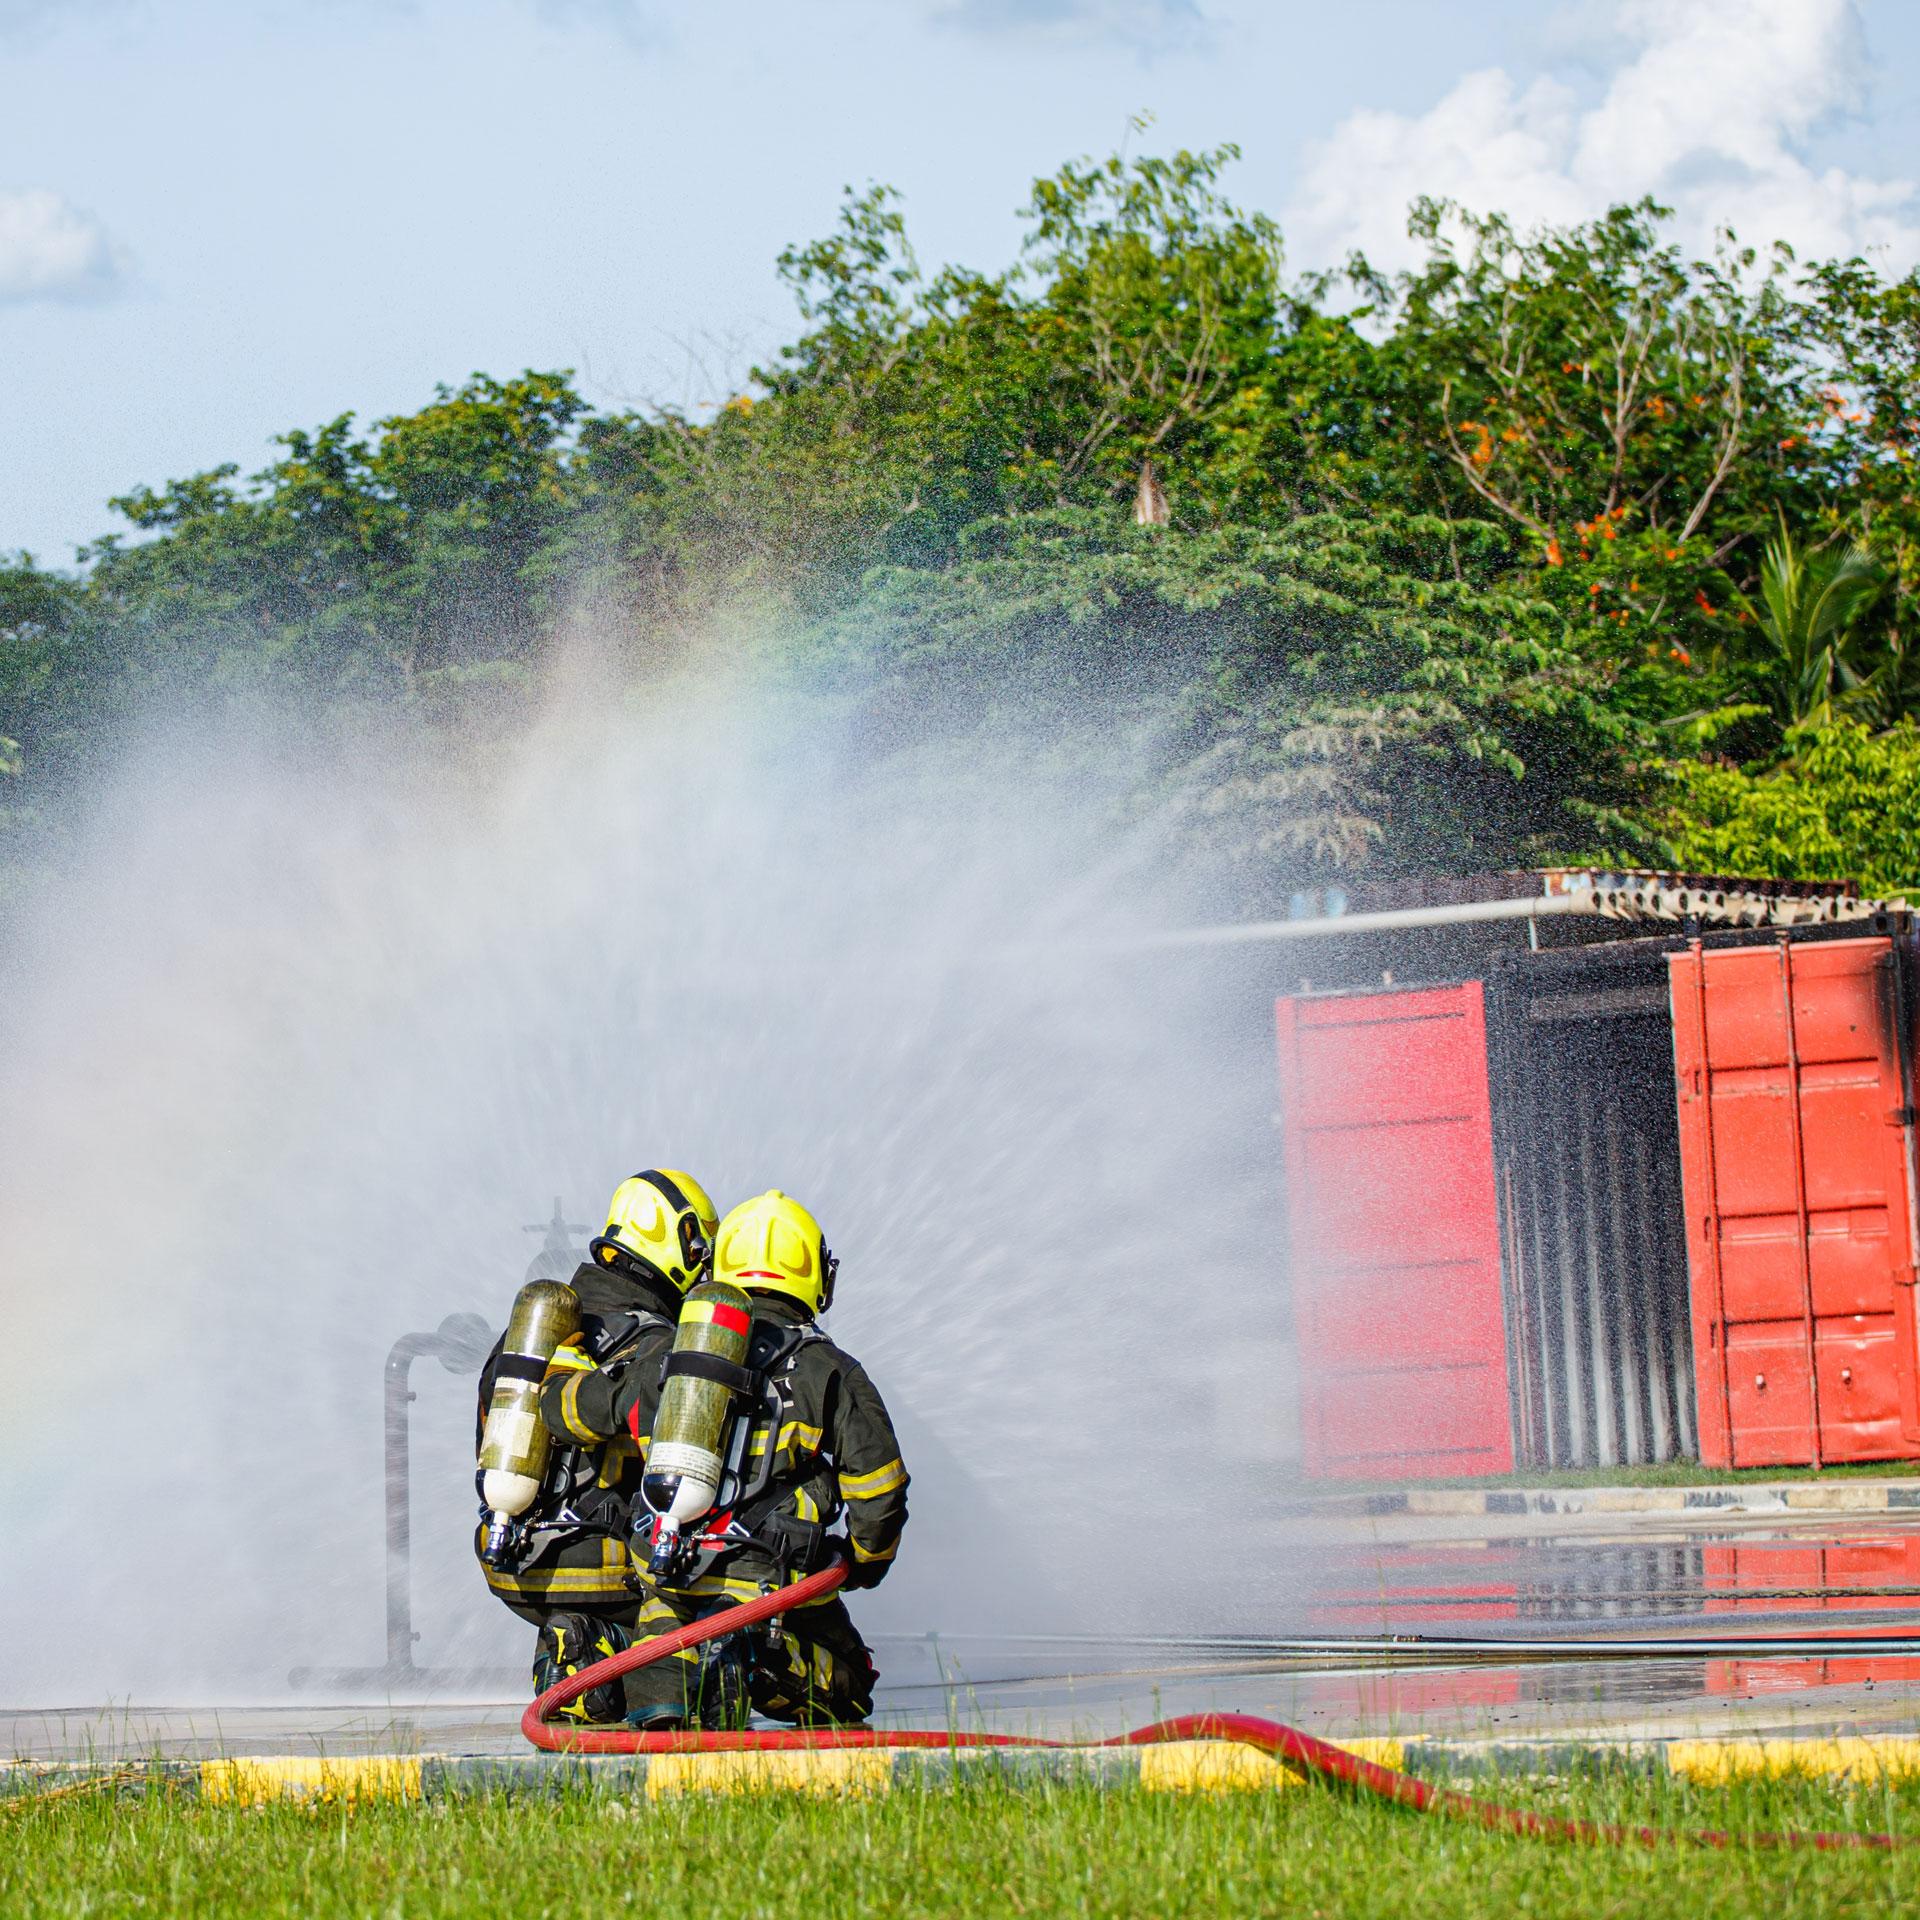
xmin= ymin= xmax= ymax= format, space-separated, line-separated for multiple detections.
xmin=622 ymin=1570 xmax=877 ymax=1726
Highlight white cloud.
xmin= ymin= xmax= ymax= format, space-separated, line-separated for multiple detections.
xmin=0 ymin=188 xmax=125 ymax=304
xmin=1285 ymin=0 xmax=1920 ymax=274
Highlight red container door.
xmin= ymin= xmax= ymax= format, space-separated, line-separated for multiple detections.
xmin=1275 ymin=983 xmax=1514 ymax=1479
xmin=1668 ymin=938 xmax=1920 ymax=1468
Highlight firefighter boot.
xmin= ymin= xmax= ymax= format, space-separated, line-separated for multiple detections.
xmin=695 ymin=1632 xmax=753 ymax=1731
xmin=532 ymin=1612 xmax=631 ymax=1724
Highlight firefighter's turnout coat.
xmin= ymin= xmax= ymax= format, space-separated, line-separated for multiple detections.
xmin=615 ymin=1294 xmax=910 ymax=1591
xmin=564 ymin=1293 xmax=910 ymax=1722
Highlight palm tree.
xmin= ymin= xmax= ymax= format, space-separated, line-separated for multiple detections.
xmin=1737 ymin=516 xmax=1886 ymax=726
xmin=1847 ymin=622 xmax=1920 ymax=731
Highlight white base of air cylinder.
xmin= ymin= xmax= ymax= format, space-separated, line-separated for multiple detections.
xmin=647 ymin=1440 xmax=721 ymax=1525
xmin=482 ymin=1468 xmax=540 ymax=1515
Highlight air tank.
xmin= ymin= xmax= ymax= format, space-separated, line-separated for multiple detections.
xmin=641 ymin=1280 xmax=754 ymax=1575
xmin=477 ymin=1278 xmax=580 ymax=1564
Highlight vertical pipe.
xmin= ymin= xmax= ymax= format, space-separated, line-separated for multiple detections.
xmin=1574 ymin=1105 xmax=1618 ymax=1465
xmin=1559 ymin=1082 xmax=1605 ymax=1466
xmin=1486 ymin=968 xmax=1541 ymax=1471
xmin=1601 ymin=1111 xmax=1647 ymax=1464
xmin=1547 ymin=1059 xmax=1585 ymax=1468
xmin=1500 ymin=1166 xmax=1538 ymax=1468
xmin=1519 ymin=1033 xmax=1567 ymax=1469
xmin=1653 ymin=1077 xmax=1701 ymax=1461
xmin=1628 ymin=1127 xmax=1676 ymax=1461
xmin=1556 ymin=1084 xmax=1595 ymax=1467
xmin=384 ymin=1334 xmax=431 ymax=1676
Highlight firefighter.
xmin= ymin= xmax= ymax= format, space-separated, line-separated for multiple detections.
xmin=473 ymin=1168 xmax=719 ymax=1723
xmin=614 ymin=1190 xmax=909 ymax=1729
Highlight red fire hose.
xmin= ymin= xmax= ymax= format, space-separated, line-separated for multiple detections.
xmin=522 ymin=1558 xmax=1901 ymax=1850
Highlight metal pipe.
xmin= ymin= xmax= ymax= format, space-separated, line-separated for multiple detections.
xmin=1134 ymin=886 xmax=1895 ymax=952
xmin=383 ymin=1332 xmax=434 ymax=1676
xmin=1139 ymin=894 xmax=1599 ymax=949
xmin=880 ymin=1629 xmax=1920 ymax=1661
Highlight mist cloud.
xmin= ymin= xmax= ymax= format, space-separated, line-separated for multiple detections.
xmin=0 ymin=655 xmax=1291 ymax=1703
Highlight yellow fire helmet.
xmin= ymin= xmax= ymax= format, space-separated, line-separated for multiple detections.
xmin=713 ymin=1189 xmax=839 ymax=1315
xmin=589 ymin=1169 xmax=720 ymax=1295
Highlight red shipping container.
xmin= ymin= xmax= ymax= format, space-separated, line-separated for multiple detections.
xmin=1275 ymin=983 xmax=1514 ymax=1478
xmin=1668 ymin=937 xmax=1920 ymax=1467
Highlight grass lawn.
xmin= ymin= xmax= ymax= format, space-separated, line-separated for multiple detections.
xmin=7 ymin=1772 xmax=1920 ymax=1918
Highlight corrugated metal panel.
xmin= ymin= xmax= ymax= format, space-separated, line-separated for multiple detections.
xmin=1275 ymin=984 xmax=1513 ymax=1479
xmin=1485 ymin=958 xmax=1696 ymax=1469
xmin=1669 ymin=936 xmax=1920 ymax=1467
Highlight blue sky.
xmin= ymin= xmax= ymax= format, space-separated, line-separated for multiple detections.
xmin=4 ymin=0 xmax=1919 ymax=562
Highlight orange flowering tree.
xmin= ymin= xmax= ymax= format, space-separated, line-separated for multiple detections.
xmin=1347 ymin=200 xmax=1829 ymax=721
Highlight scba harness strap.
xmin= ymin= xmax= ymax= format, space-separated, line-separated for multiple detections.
xmin=663 ymin=1350 xmax=760 ymax=1395
xmin=520 ymin=1308 xmax=673 ymax=1547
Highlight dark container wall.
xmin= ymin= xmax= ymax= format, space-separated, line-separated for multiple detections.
xmin=1484 ymin=944 xmax=1697 ymax=1470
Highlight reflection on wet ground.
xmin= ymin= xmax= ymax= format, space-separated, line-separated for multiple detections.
xmin=10 ymin=1515 xmax=1920 ymax=1762
xmin=1301 ymin=1528 xmax=1920 ymax=1627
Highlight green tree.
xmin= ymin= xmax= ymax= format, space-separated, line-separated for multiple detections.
xmin=604 ymin=146 xmax=1296 ymax=599
xmin=84 ymin=371 xmax=589 ymax=693
xmin=810 ymin=507 xmax=1649 ymax=887
xmin=1011 ymin=143 xmax=1284 ymax=516
xmin=0 ymin=553 xmax=77 ymax=768
xmin=0 ymin=553 xmax=79 ymax=865
xmin=1732 ymin=517 xmax=1886 ymax=725
xmin=1658 ymin=720 xmax=1920 ymax=893
xmin=15 ymin=142 xmax=1920 ymax=910
xmin=1355 ymin=202 xmax=1821 ymax=710
xmin=1803 ymin=260 xmax=1920 ymax=606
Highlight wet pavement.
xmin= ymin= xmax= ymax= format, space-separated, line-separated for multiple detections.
xmin=12 ymin=1506 xmax=1920 ymax=1764
xmin=1293 ymin=1510 xmax=1920 ymax=1629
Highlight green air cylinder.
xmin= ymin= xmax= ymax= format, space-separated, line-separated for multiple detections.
xmin=641 ymin=1281 xmax=754 ymax=1556
xmin=478 ymin=1278 xmax=581 ymax=1524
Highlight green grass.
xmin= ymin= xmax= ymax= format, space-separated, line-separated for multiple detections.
xmin=7 ymin=1773 xmax=1920 ymax=1918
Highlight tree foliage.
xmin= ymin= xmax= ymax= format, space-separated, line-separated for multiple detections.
xmin=8 ymin=143 xmax=1920 ymax=900
xmin=1732 ymin=516 xmax=1887 ymax=725
xmin=1660 ymin=721 xmax=1920 ymax=893
xmin=812 ymin=507 xmax=1646 ymax=880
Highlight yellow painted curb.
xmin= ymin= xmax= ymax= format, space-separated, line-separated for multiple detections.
xmin=644 ymin=1750 xmax=894 ymax=1798
xmin=1137 ymin=1738 xmax=1403 ymax=1793
xmin=199 ymin=1757 xmax=423 ymax=1806
xmin=1666 ymin=1738 xmax=1920 ymax=1784
xmin=196 ymin=1758 xmax=418 ymax=1804
xmin=1139 ymin=1741 xmax=1293 ymax=1793
xmin=1783 ymin=1486 xmax=1888 ymax=1511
